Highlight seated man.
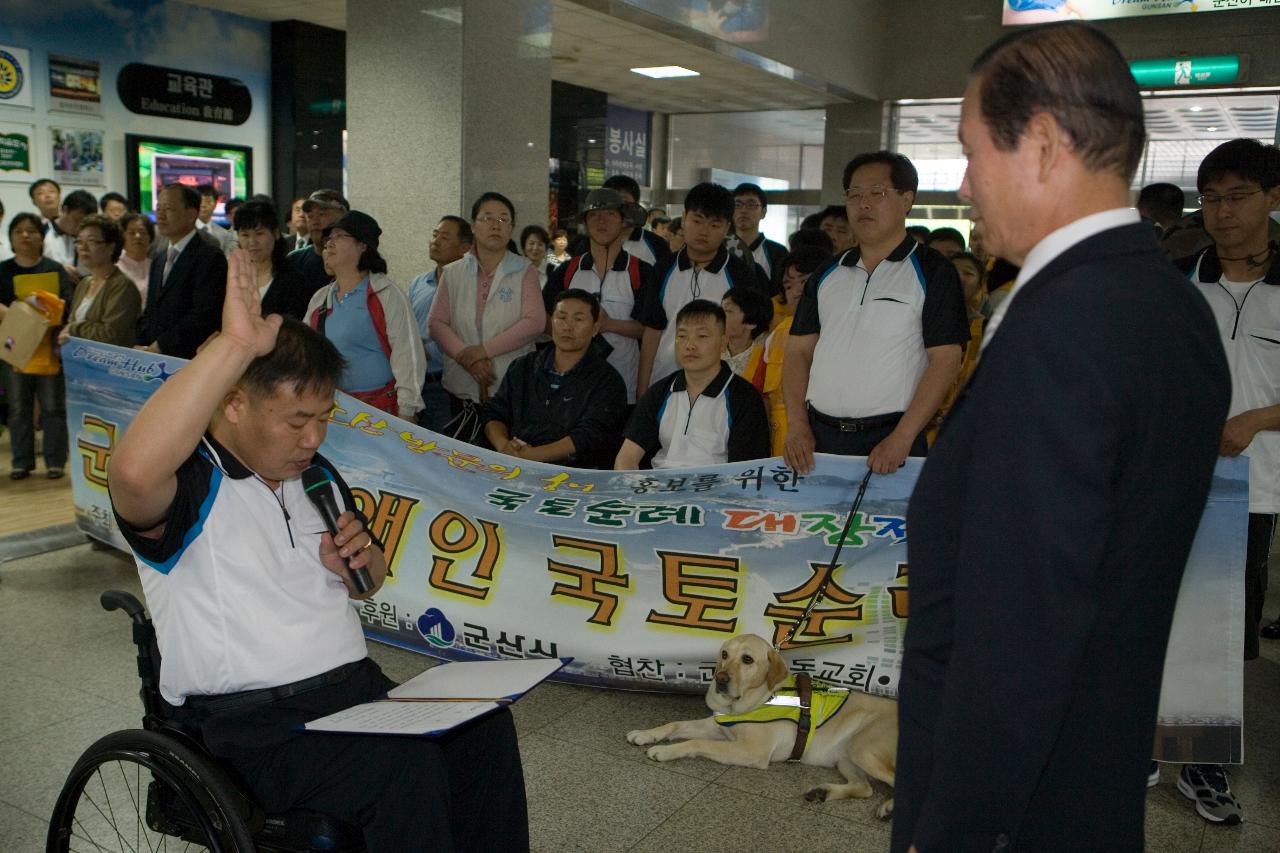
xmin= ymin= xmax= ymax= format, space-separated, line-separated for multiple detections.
xmin=484 ymin=288 xmax=628 ymax=469
xmin=108 ymin=252 xmax=528 ymax=852
xmin=616 ymin=299 xmax=770 ymax=470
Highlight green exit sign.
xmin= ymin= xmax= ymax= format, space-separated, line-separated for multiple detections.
xmin=1130 ymin=56 xmax=1240 ymax=88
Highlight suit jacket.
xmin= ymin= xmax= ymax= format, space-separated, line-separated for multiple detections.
xmin=892 ymin=224 xmax=1230 ymax=853
xmin=260 ymin=261 xmax=313 ymax=321
xmin=136 ymin=233 xmax=229 ymax=359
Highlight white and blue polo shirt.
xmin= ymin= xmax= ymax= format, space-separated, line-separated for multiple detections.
xmin=641 ymin=246 xmax=769 ymax=385
xmin=1186 ymin=246 xmax=1280 ymax=512
xmin=112 ymin=436 xmax=369 ymax=705
xmin=791 ymin=236 xmax=968 ymax=419
xmin=625 ymin=362 xmax=770 ymax=468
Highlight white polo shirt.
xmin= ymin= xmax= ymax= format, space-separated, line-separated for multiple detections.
xmin=1190 ymin=247 xmax=1280 ymax=512
xmin=624 ymin=226 xmax=671 ymax=268
xmin=112 ymin=436 xmax=368 ymax=705
xmin=641 ymin=246 xmax=768 ymax=385
xmin=792 ymin=236 xmax=969 ymax=419
xmin=625 ymin=362 xmax=771 ymax=468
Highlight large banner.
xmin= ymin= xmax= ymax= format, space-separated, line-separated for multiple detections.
xmin=63 ymin=341 xmax=1246 ymax=763
xmin=1003 ymin=0 xmax=1278 ymax=25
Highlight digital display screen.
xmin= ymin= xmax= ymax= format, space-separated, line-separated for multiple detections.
xmin=125 ymin=134 xmax=252 ymax=223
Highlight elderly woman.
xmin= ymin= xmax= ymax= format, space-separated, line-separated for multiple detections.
xmin=116 ymin=212 xmax=154 ymax=302
xmin=58 ymin=214 xmax=141 ymax=348
xmin=304 ymin=210 xmax=425 ymax=420
xmin=521 ymin=224 xmax=552 ymax=285
xmin=428 ymin=192 xmax=545 ymax=420
xmin=0 ymin=213 xmax=76 ymax=479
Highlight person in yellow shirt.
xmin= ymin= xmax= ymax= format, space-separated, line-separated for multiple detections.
xmin=751 ymin=247 xmax=831 ymax=455
xmin=928 ymin=252 xmax=987 ymax=444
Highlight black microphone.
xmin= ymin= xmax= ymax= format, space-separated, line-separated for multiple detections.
xmin=301 ymin=466 xmax=374 ymax=595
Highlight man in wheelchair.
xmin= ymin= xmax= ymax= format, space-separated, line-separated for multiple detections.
xmin=107 ymin=250 xmax=529 ymax=852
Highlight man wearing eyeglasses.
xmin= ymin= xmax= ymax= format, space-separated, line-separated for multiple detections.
xmin=782 ymin=151 xmax=969 ymax=476
xmin=727 ymin=182 xmax=786 ymax=281
xmin=1171 ymin=138 xmax=1280 ymax=825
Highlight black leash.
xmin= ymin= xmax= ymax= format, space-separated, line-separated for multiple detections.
xmin=776 ymin=467 xmax=876 ymax=651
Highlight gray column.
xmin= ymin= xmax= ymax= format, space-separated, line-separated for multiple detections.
xmin=821 ymin=99 xmax=887 ymax=205
xmin=347 ymin=0 xmax=552 ymax=282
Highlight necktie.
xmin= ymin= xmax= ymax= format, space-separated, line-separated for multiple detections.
xmin=162 ymin=247 xmax=179 ymax=287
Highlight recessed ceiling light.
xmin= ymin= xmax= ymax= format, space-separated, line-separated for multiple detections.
xmin=1207 ymin=126 xmax=1218 ymax=131
xmin=587 ymin=138 xmax=597 ymax=143
xmin=1189 ymin=105 xmax=1204 ymax=112
xmin=631 ymin=65 xmax=700 ymax=79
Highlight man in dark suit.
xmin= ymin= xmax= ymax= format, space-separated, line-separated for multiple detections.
xmin=892 ymin=24 xmax=1231 ymax=853
xmin=136 ymin=184 xmax=228 ymax=359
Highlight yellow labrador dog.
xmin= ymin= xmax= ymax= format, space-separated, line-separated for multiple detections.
xmin=626 ymin=633 xmax=897 ymax=818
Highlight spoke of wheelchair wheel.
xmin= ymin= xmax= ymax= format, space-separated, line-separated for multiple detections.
xmin=70 ymin=813 xmax=114 ymax=853
xmin=96 ymin=764 xmax=134 ymax=852
xmin=77 ymin=771 xmax=132 ymax=852
xmin=113 ymin=759 xmax=153 ymax=853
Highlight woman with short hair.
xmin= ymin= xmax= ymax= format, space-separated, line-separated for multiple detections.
xmin=520 ymin=224 xmax=552 ymax=285
xmin=0 ymin=212 xmax=77 ymax=479
xmin=116 ymin=212 xmax=154 ymax=301
xmin=59 ymin=214 xmax=141 ymax=348
xmin=234 ymin=200 xmax=310 ymax=319
xmin=428 ymin=192 xmax=546 ymax=419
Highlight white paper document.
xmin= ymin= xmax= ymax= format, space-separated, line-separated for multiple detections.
xmin=306 ymin=700 xmax=500 ymax=736
xmin=387 ymin=657 xmax=567 ymax=701
xmin=305 ymin=657 xmax=569 ymax=737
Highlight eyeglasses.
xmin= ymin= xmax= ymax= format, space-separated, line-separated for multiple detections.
xmin=845 ymin=186 xmax=902 ymax=204
xmin=475 ymin=213 xmax=512 ymax=225
xmin=323 ymin=233 xmax=354 ymax=249
xmin=733 ymin=200 xmax=762 ymax=210
xmin=1198 ymin=189 xmax=1264 ymax=207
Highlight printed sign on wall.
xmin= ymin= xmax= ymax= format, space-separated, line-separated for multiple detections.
xmin=1004 ymin=0 xmax=1280 ymax=25
xmin=0 ymin=45 xmax=33 ymax=109
xmin=48 ymin=54 xmax=102 ymax=116
xmin=604 ymin=103 xmax=650 ymax=185
xmin=117 ymin=63 xmax=252 ymax=126
xmin=50 ymin=126 xmax=104 ymax=186
xmin=0 ymin=121 xmax=35 ymax=182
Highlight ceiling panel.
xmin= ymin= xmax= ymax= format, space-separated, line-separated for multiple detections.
xmin=181 ymin=0 xmax=844 ymax=114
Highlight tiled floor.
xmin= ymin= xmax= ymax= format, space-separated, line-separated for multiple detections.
xmin=2 ymin=542 xmax=1278 ymax=852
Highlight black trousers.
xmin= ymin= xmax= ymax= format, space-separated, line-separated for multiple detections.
xmin=808 ymin=409 xmax=929 ymax=458
xmin=1245 ymin=512 xmax=1274 ymax=661
xmin=179 ymin=658 xmax=529 ymax=853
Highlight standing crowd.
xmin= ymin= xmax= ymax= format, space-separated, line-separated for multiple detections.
xmin=2 ymin=22 xmax=1279 ymax=842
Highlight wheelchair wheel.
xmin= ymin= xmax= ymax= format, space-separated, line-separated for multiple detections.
xmin=48 ymin=728 xmax=256 ymax=852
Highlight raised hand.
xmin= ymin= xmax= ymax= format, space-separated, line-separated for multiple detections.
xmin=221 ymin=249 xmax=283 ymax=357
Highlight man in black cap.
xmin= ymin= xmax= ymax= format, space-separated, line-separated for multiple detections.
xmin=289 ymin=189 xmax=350 ymax=296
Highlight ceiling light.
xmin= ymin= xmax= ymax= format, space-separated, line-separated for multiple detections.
xmin=1207 ymin=126 xmax=1219 ymax=131
xmin=587 ymin=138 xmax=597 ymax=143
xmin=1189 ymin=105 xmax=1204 ymax=112
xmin=631 ymin=65 xmax=700 ymax=79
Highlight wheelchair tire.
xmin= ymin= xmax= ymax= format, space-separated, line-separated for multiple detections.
xmin=47 ymin=728 xmax=257 ymax=852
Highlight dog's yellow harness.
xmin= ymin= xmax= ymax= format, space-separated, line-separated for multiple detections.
xmin=714 ymin=674 xmax=850 ymax=760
